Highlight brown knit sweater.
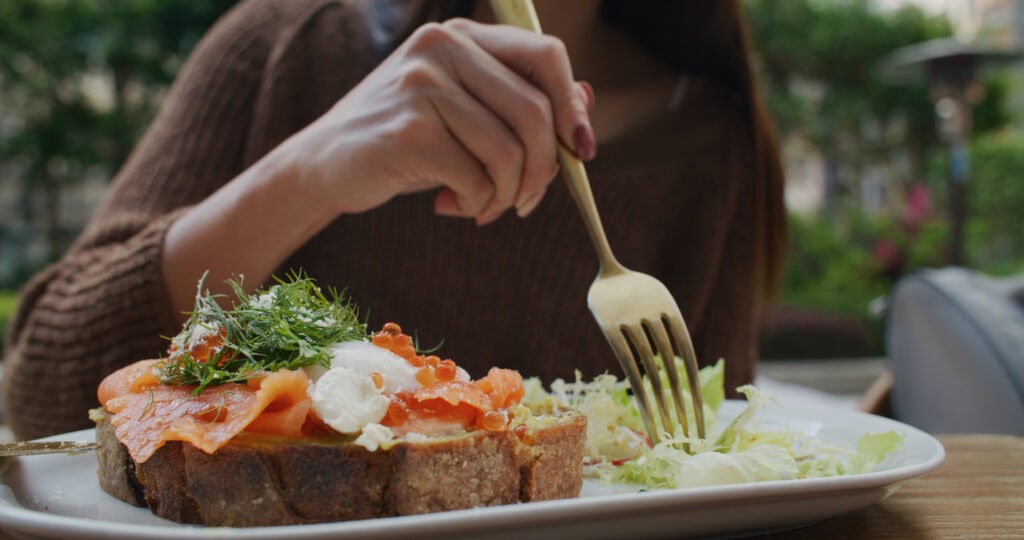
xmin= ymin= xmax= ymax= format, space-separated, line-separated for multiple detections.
xmin=3 ymin=0 xmax=763 ymax=439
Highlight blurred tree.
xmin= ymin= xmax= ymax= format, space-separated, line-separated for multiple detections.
xmin=968 ymin=133 xmax=1024 ymax=274
xmin=0 ymin=0 xmax=234 ymax=282
xmin=744 ymin=0 xmax=1009 ymax=222
xmin=742 ymin=1 xmax=1020 ymax=358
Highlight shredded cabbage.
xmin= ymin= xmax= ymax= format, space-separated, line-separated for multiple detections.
xmin=525 ymin=359 xmax=904 ymax=489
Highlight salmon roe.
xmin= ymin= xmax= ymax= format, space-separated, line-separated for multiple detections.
xmin=475 ymin=379 xmax=494 ymax=394
xmin=415 ymin=367 xmax=437 ymax=386
xmin=370 ymin=322 xmax=524 ymax=434
xmin=435 ymin=360 xmax=457 ymax=382
xmin=373 ymin=323 xmax=461 ymax=390
xmin=386 ymin=397 xmax=410 ymax=424
xmin=481 ymin=409 xmax=510 ymax=432
xmin=169 ymin=326 xmax=231 ymax=367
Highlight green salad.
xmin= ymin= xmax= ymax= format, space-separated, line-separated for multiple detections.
xmin=523 ymin=360 xmax=904 ymax=489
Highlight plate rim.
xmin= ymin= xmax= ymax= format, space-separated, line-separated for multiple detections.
xmin=0 ymin=401 xmax=946 ymax=539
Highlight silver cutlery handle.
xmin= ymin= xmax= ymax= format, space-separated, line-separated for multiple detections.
xmin=0 ymin=440 xmax=98 ymax=457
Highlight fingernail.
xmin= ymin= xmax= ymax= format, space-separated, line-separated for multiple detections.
xmin=516 ymin=189 xmax=545 ymax=218
xmin=476 ymin=206 xmax=503 ymax=226
xmin=578 ymin=81 xmax=595 ymax=110
xmin=573 ymin=123 xmax=597 ymax=161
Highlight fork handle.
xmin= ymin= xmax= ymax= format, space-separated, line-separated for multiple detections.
xmin=490 ymin=0 xmax=626 ymax=277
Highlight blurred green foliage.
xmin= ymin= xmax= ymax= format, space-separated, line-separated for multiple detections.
xmin=746 ymin=0 xmax=1011 ymax=227
xmin=745 ymin=0 xmax=956 ymax=167
xmin=773 ymin=209 xmax=952 ymax=357
xmin=968 ymin=133 xmax=1024 ymax=275
xmin=781 ymin=213 xmax=888 ymax=318
xmin=745 ymin=0 xmax=1023 ymax=358
xmin=0 ymin=291 xmax=17 ymax=354
xmin=0 ymin=0 xmax=235 ymax=284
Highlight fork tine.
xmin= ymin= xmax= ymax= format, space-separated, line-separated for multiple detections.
xmin=646 ymin=318 xmax=692 ymax=440
xmin=606 ymin=329 xmax=660 ymax=444
xmin=665 ymin=315 xmax=707 ymax=438
xmin=621 ymin=324 xmax=675 ymax=440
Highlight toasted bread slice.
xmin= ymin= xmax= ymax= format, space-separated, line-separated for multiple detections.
xmin=94 ymin=406 xmax=586 ymax=526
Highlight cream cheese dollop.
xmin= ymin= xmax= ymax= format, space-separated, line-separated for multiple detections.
xmin=354 ymin=422 xmax=395 ymax=451
xmin=308 ymin=366 xmax=390 ymax=434
xmin=306 ymin=340 xmax=473 ymax=439
xmin=306 ymin=341 xmax=418 ymax=436
xmin=325 ymin=341 xmax=422 ymax=392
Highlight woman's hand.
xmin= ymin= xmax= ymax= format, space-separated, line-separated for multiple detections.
xmin=163 ymin=19 xmax=595 ymax=316
xmin=280 ymin=18 xmax=596 ymax=225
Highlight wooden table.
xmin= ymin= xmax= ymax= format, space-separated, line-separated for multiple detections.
xmin=767 ymin=434 xmax=1024 ymax=539
xmin=0 ymin=434 xmax=1019 ymax=539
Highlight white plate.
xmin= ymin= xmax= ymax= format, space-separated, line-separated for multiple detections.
xmin=0 ymin=401 xmax=944 ymax=540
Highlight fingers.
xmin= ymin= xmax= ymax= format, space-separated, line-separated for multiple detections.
xmin=430 ymin=87 xmax=525 ymax=224
xmin=577 ymin=80 xmax=595 ymax=111
xmin=429 ymin=26 xmax=559 ymax=223
xmin=386 ymin=78 xmax=495 ymax=217
xmin=413 ymin=115 xmax=497 ymax=218
xmin=388 ymin=20 xmax=595 ymax=223
xmin=444 ymin=19 xmax=597 ymax=161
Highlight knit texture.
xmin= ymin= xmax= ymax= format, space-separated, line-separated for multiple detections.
xmin=3 ymin=0 xmax=764 ymax=439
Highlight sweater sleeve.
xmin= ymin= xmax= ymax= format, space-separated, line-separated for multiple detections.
xmin=1 ymin=0 xmax=291 ymax=439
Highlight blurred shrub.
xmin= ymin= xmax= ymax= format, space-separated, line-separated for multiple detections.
xmin=968 ymin=133 xmax=1024 ymax=275
xmin=762 ymin=210 xmax=952 ymax=358
xmin=778 ymin=213 xmax=889 ymax=317
xmin=0 ymin=290 xmax=18 ymax=354
xmin=762 ymin=213 xmax=890 ymax=358
xmin=0 ymin=0 xmax=235 ymax=283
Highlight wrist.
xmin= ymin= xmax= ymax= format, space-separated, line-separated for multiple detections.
xmin=162 ymin=144 xmax=341 ymax=317
xmin=262 ymin=139 xmax=341 ymax=226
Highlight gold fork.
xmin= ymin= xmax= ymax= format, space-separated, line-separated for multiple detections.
xmin=490 ymin=0 xmax=706 ymax=444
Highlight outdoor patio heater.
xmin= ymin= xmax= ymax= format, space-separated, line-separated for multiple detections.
xmin=878 ymin=37 xmax=1022 ymax=265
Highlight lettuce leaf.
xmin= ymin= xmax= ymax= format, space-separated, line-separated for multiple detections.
xmin=525 ymin=360 xmax=904 ymax=489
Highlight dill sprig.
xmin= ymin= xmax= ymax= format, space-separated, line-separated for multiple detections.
xmin=161 ymin=271 xmax=367 ymax=392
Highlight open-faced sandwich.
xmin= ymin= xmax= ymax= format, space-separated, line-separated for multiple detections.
xmin=92 ymin=273 xmax=586 ymax=527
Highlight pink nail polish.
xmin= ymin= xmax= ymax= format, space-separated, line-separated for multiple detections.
xmin=573 ymin=123 xmax=597 ymax=161
xmin=579 ymin=81 xmax=595 ymax=110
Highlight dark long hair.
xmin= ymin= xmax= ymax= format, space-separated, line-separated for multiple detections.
xmin=380 ymin=0 xmax=787 ymax=302
xmin=604 ymin=1 xmax=787 ymax=303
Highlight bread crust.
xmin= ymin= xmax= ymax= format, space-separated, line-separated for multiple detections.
xmin=95 ymin=409 xmax=586 ymax=526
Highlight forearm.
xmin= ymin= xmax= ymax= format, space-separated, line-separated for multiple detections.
xmin=162 ymin=143 xmax=337 ymax=317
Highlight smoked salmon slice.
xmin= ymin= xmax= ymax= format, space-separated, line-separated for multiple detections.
xmin=97 ymin=324 xmax=527 ymax=462
xmin=382 ymin=367 xmax=526 ymax=434
xmin=101 ymin=363 xmax=312 ymax=463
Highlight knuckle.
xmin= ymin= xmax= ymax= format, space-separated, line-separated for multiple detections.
xmin=475 ymin=180 xmax=496 ymax=203
xmin=492 ymin=138 xmax=524 ymax=171
xmin=389 ymin=109 xmax=434 ymax=145
xmin=522 ymin=158 xmax=555 ymax=188
xmin=442 ymin=17 xmax=472 ymax=32
xmin=539 ymin=35 xmax=569 ymax=63
xmin=397 ymin=59 xmax=442 ymax=91
xmin=407 ymin=22 xmax=455 ymax=53
xmin=522 ymin=91 xmax=554 ymax=129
